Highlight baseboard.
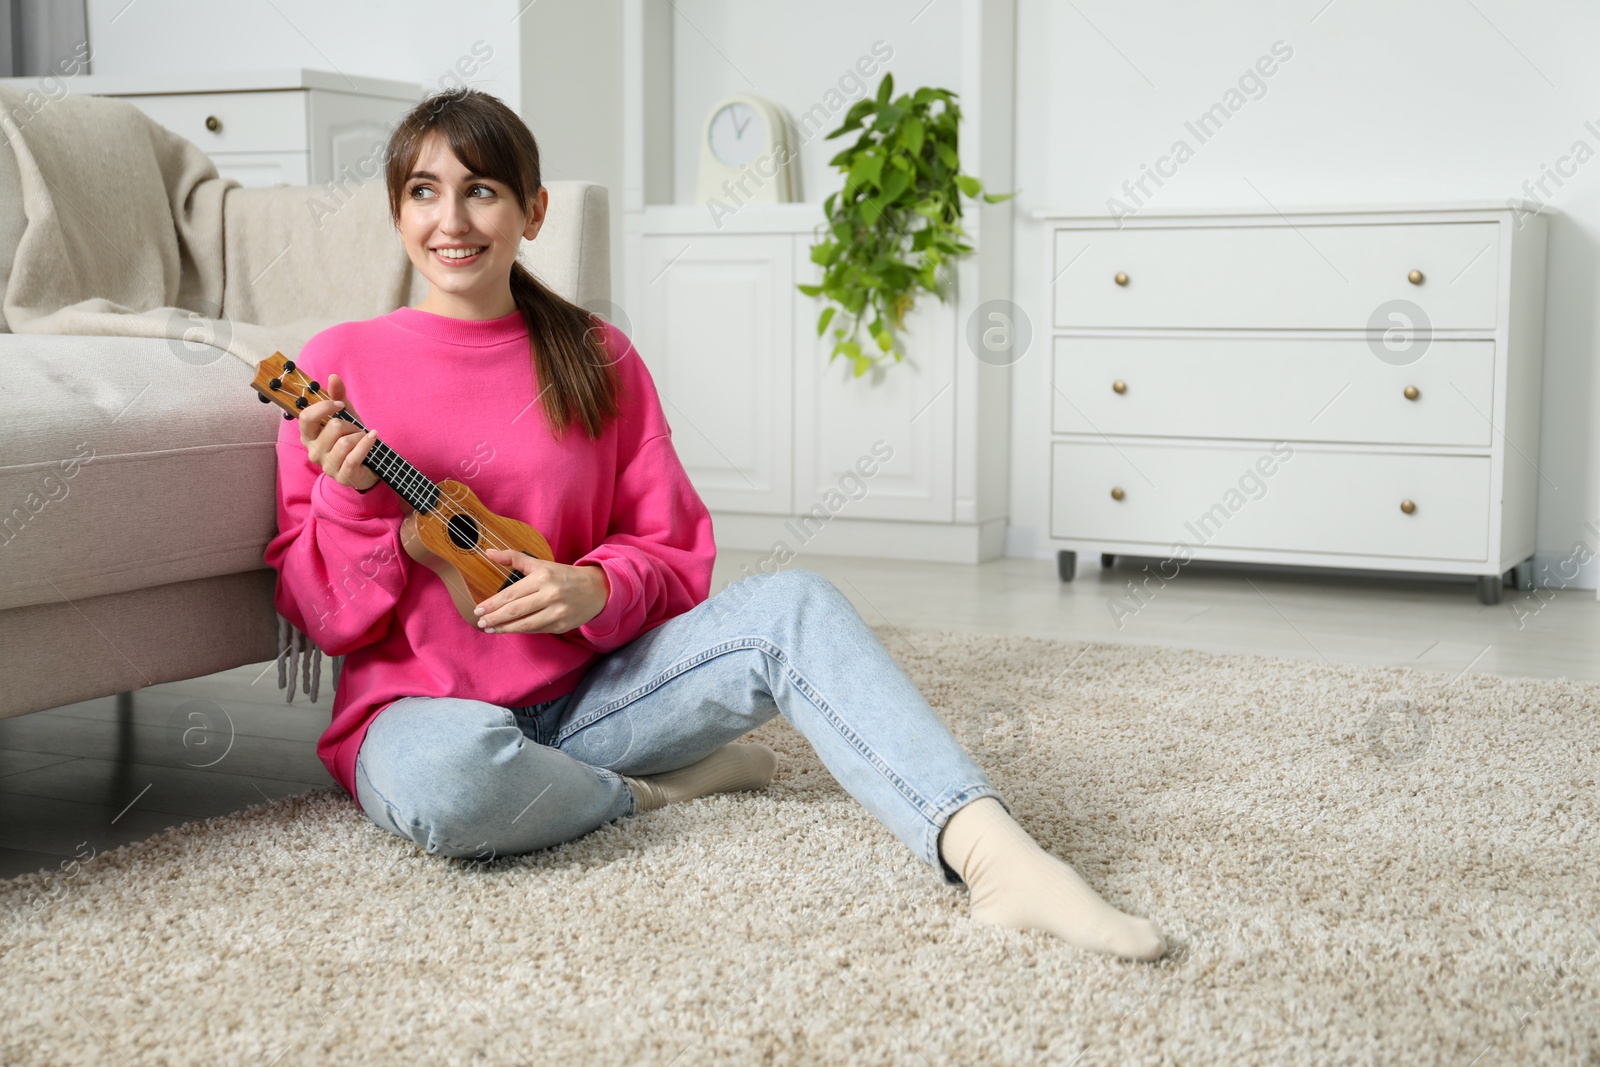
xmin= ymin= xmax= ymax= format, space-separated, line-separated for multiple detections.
xmin=711 ymin=512 xmax=1007 ymax=564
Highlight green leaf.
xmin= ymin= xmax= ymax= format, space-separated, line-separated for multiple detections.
xmin=936 ymin=142 xmax=958 ymax=169
xmin=981 ymin=190 xmax=1016 ymax=203
xmin=876 ymin=72 xmax=894 ymax=108
xmin=848 ymin=152 xmax=885 ymax=191
xmin=901 ymin=115 xmax=924 ymax=156
xmin=797 ymin=283 xmax=823 ymax=297
xmin=817 ymin=306 xmax=836 ymax=338
xmin=954 ymin=174 xmax=981 ymax=198
xmin=853 ymin=354 xmax=872 ymax=377
xmin=879 ymin=168 xmax=912 ymax=204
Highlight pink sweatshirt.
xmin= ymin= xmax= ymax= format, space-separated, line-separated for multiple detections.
xmin=264 ymin=307 xmax=716 ymax=808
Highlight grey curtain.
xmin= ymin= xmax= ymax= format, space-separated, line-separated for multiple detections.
xmin=0 ymin=0 xmax=89 ymax=78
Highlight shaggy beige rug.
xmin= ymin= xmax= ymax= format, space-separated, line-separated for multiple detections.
xmin=2 ymin=628 xmax=1597 ymax=1066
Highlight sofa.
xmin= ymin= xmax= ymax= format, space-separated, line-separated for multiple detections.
xmin=0 ymin=134 xmax=613 ymax=719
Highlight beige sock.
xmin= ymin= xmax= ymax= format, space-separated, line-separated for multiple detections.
xmin=939 ymin=796 xmax=1166 ymax=961
xmin=623 ymin=742 xmax=778 ymax=813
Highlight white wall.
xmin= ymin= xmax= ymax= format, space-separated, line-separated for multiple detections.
xmin=519 ymin=0 xmax=626 ymax=299
xmin=1008 ymin=0 xmax=1600 ymax=588
xmin=85 ymin=0 xmax=524 ymax=102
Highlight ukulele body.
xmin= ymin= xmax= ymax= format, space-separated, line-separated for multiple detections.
xmin=398 ymin=479 xmax=554 ymax=622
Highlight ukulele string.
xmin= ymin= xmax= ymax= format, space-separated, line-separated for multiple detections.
xmin=307 ymin=391 xmax=529 ymax=582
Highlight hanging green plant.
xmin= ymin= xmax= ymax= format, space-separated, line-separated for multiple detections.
xmin=799 ymin=72 xmax=1014 ymax=378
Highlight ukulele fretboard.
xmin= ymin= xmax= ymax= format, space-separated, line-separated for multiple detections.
xmin=331 ymin=410 xmax=442 ymax=513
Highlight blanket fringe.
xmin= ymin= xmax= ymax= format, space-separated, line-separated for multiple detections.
xmin=275 ymin=612 xmax=341 ymax=704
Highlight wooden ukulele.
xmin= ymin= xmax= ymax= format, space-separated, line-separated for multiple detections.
xmin=251 ymin=352 xmax=554 ymax=622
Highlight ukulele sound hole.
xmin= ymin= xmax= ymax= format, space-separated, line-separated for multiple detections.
xmin=446 ymin=512 xmax=480 ymax=551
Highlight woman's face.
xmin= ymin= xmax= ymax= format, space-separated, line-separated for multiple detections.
xmin=397 ymin=131 xmax=546 ymax=316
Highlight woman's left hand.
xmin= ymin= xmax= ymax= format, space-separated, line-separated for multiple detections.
xmin=474 ymin=550 xmax=610 ymax=634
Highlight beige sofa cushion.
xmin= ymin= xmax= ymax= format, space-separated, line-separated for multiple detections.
xmin=0 ymin=334 xmax=278 ymax=613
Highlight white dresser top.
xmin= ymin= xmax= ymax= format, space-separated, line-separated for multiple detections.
xmin=0 ymin=68 xmax=420 ymax=100
xmin=1031 ymin=200 xmax=1551 ymax=221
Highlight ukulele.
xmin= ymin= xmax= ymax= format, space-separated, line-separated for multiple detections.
xmin=250 ymin=352 xmax=554 ymax=622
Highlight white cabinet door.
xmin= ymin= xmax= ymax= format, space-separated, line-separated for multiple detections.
xmin=792 ymin=242 xmax=956 ymax=522
xmin=636 ymin=235 xmax=794 ymax=514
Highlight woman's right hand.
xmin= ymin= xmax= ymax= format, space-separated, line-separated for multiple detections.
xmin=299 ymin=372 xmax=381 ymax=492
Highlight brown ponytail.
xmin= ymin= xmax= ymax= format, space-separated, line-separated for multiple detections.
xmin=385 ymin=88 xmax=619 ymax=438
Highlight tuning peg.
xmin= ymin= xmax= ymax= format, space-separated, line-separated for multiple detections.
xmin=282 ymin=360 xmax=296 ymax=373
xmin=258 ymin=393 xmax=270 ymax=404
xmin=307 ymin=381 xmax=320 ymax=392
xmin=268 ymin=377 xmax=282 ymax=390
xmin=282 ymin=411 xmax=295 ymax=421
xmin=294 ymin=396 xmax=308 ymax=409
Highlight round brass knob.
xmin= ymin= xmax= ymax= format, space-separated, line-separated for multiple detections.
xmin=1404 ymin=385 xmax=1420 ymax=400
xmin=204 ymin=115 xmax=222 ymax=133
xmin=1112 ymin=379 xmax=1127 ymax=394
xmin=1400 ymin=499 xmax=1416 ymax=515
xmin=1114 ymin=271 xmax=1129 ymax=286
xmin=1408 ymin=269 xmax=1424 ymax=285
xmin=1110 ymin=486 xmax=1126 ymax=501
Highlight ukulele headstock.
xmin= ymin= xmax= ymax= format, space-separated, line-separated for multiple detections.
xmin=251 ymin=352 xmax=329 ymax=422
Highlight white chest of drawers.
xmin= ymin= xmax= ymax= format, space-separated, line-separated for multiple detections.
xmin=1036 ymin=203 xmax=1548 ymax=604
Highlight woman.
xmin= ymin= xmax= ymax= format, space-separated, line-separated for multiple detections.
xmin=265 ymin=88 xmax=1164 ymax=962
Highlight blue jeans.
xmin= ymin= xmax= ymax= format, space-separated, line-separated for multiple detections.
xmin=352 ymin=568 xmax=1010 ymax=884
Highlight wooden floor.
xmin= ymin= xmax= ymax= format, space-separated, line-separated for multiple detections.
xmin=4 ymin=550 xmax=1596 ymax=880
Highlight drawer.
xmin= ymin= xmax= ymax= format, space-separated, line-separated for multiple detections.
xmin=112 ymin=90 xmax=309 ymax=154
xmin=208 ymin=151 xmax=310 ymax=187
xmin=1052 ymin=336 xmax=1495 ymax=448
xmin=1049 ymin=442 xmax=1490 ymax=561
xmin=1053 ymin=222 xmax=1500 ymax=330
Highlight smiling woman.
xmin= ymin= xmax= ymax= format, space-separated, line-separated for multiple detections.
xmin=263 ymin=87 xmax=1166 ymax=964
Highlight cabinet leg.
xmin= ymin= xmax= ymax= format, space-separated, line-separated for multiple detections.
xmin=1514 ymin=558 xmax=1535 ymax=592
xmin=1057 ymin=550 xmax=1077 ymax=582
xmin=1101 ymin=553 xmax=1116 ymax=570
xmin=1476 ymin=575 xmax=1503 ymax=605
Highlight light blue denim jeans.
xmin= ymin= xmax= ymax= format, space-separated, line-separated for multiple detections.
xmin=352 ymin=568 xmax=1011 ymax=884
